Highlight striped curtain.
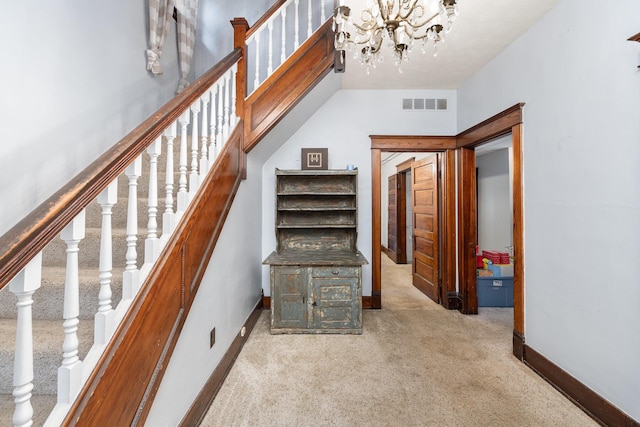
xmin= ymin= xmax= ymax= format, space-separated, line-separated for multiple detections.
xmin=147 ymin=0 xmax=176 ymax=75
xmin=176 ymin=0 xmax=199 ymax=93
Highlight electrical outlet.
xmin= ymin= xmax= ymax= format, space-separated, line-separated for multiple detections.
xmin=210 ymin=327 xmax=216 ymax=348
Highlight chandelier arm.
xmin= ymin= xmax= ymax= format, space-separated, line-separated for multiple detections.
xmin=397 ymin=0 xmax=421 ymax=21
xmin=400 ymin=11 xmax=439 ymax=30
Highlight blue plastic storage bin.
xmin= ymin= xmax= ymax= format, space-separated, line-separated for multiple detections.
xmin=477 ymin=276 xmax=514 ymax=307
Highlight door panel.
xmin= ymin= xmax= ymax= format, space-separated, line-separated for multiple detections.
xmin=412 ymin=155 xmax=440 ymax=302
xmin=387 ymin=175 xmax=398 ymax=255
xmin=272 ymin=267 xmax=308 ymax=329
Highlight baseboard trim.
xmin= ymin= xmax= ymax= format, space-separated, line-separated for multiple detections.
xmin=512 ymin=330 xmax=525 ymax=361
xmin=263 ymin=296 xmax=270 ymax=310
xmin=180 ymin=297 xmax=264 ymax=427
xmin=523 ymin=344 xmax=638 ymax=427
xmin=446 ymin=292 xmax=461 ymax=310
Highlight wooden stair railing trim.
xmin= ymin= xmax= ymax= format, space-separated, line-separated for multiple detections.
xmin=245 ymin=0 xmax=289 ymax=41
xmin=0 ymin=48 xmax=242 ymax=293
xmin=243 ymin=18 xmax=335 ymax=153
xmin=62 ymin=123 xmax=245 ymax=426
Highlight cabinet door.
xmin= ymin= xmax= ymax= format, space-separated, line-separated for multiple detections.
xmin=271 ymin=267 xmax=308 ymax=330
xmin=310 ymin=268 xmax=361 ymax=330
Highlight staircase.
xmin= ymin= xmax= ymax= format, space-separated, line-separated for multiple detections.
xmin=0 ymin=149 xmax=180 ymax=426
xmin=0 ymin=1 xmax=336 ymax=425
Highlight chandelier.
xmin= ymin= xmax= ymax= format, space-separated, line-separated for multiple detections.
xmin=333 ymin=0 xmax=459 ymax=71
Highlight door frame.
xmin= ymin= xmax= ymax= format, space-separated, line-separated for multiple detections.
xmin=371 ymin=136 xmax=458 ymax=310
xmin=456 ymin=103 xmax=525 ymax=359
xmin=384 ymin=157 xmax=414 ymax=264
xmin=370 ymin=103 xmax=525 ymax=359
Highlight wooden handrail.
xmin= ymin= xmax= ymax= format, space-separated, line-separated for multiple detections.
xmin=0 ymin=48 xmax=242 ymax=292
xmin=245 ymin=0 xmax=289 ymax=40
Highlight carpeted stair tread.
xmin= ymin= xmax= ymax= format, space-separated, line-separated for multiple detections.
xmin=0 ymin=319 xmax=94 ymax=395
xmin=0 ymin=266 xmax=124 ymax=321
xmin=42 ymin=227 xmax=150 ymax=268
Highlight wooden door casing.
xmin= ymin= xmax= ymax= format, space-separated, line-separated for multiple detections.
xmin=387 ymin=174 xmax=399 ymax=257
xmin=411 ymin=155 xmax=440 ymax=302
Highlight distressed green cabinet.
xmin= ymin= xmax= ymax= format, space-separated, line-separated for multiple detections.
xmin=264 ymin=170 xmax=367 ymax=334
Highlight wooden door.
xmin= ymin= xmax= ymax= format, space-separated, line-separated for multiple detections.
xmin=387 ymin=174 xmax=398 ymax=257
xmin=271 ymin=266 xmax=308 ymax=330
xmin=411 ymin=155 xmax=439 ymax=302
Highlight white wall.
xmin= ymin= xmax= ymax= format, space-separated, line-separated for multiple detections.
xmin=458 ymin=0 xmax=640 ymax=420
xmin=261 ymin=89 xmax=457 ymax=297
xmin=476 ymin=148 xmax=512 ymax=253
xmin=195 ymin=0 xmax=275 ymax=77
xmin=147 ymin=150 xmax=263 ymax=425
xmin=0 ymin=1 xmax=182 ymax=236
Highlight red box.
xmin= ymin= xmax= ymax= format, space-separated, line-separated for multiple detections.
xmin=482 ymin=250 xmax=510 ymax=265
xmin=477 ymin=255 xmax=484 ymax=268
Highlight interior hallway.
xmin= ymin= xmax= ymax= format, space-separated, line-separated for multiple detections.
xmin=200 ymin=254 xmax=596 ymax=426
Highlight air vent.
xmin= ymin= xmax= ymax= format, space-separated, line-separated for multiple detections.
xmin=402 ymin=98 xmax=447 ymax=111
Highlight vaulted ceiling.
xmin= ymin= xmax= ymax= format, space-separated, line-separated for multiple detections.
xmin=340 ymin=0 xmax=561 ymax=89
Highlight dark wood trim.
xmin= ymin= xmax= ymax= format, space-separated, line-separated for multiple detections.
xmin=395 ymin=157 xmax=414 ymax=172
xmin=447 ymin=292 xmax=461 ymax=310
xmin=371 ymin=148 xmax=382 ymax=309
xmin=456 ymin=103 xmax=524 ymax=149
xmin=245 ymin=0 xmax=290 ymax=40
xmin=524 ymin=345 xmax=639 ymax=427
xmin=370 ymin=135 xmax=456 ymax=151
xmin=381 ymin=245 xmax=398 ymax=263
xmin=456 ymin=147 xmax=477 ymax=315
xmin=440 ymin=150 xmax=456 ymax=308
xmin=371 ymin=138 xmax=455 ymax=311
xmin=512 ymin=330 xmax=525 ymax=361
xmin=263 ymin=296 xmax=270 ymax=310
xmin=511 ymin=123 xmax=525 ymax=336
xmin=64 ymin=124 xmax=245 ymax=426
xmin=179 ymin=299 xmax=264 ymax=427
xmin=455 ymin=103 xmax=526 ymax=353
xmin=244 ymin=19 xmax=335 ymax=152
xmin=362 ymin=296 xmax=375 ymax=310
xmin=628 ymin=32 xmax=640 ymax=42
xmin=0 ymin=49 xmax=243 ymax=293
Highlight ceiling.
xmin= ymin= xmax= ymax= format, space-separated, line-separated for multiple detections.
xmin=340 ymin=0 xmax=561 ymax=90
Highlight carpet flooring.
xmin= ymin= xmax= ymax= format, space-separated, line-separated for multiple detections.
xmin=200 ymin=254 xmax=596 ymax=426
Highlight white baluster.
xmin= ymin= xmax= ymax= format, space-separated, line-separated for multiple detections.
xmin=177 ymin=112 xmax=190 ymax=213
xmin=200 ymin=93 xmax=210 ymax=175
xmin=231 ymin=65 xmax=237 ymax=127
xmin=145 ymin=137 xmax=162 ymax=265
xmin=223 ymin=71 xmax=231 ymax=140
xmin=208 ymin=86 xmax=218 ymax=168
xmin=294 ymin=0 xmax=300 ymax=49
xmin=95 ymin=182 xmax=117 ymax=345
xmin=321 ymin=0 xmax=326 ymax=22
xmin=163 ymin=122 xmax=177 ymax=236
xmin=281 ymin=10 xmax=287 ymax=63
xmin=58 ymin=210 xmax=86 ymax=404
xmin=307 ymin=0 xmax=313 ymax=37
xmin=253 ymin=32 xmax=261 ymax=90
xmin=9 ymin=253 xmax=42 ymax=427
xmin=215 ymin=80 xmax=224 ymax=157
xmin=267 ymin=20 xmax=274 ymax=75
xmin=123 ymin=157 xmax=141 ymax=299
xmin=189 ymin=102 xmax=200 ymax=194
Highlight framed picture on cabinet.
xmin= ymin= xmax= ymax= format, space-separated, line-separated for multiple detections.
xmin=301 ymin=148 xmax=328 ymax=170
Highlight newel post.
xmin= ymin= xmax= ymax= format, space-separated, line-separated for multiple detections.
xmin=231 ymin=17 xmax=249 ymax=174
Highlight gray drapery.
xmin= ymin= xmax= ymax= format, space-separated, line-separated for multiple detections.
xmin=176 ymin=0 xmax=199 ymax=93
xmin=146 ymin=0 xmax=175 ymax=75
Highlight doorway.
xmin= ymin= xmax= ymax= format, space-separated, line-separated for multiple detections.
xmin=382 ymin=153 xmax=442 ymax=303
xmin=370 ymin=103 xmax=525 ymax=358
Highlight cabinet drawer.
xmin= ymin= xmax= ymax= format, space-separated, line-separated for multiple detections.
xmin=312 ymin=266 xmax=359 ymax=278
